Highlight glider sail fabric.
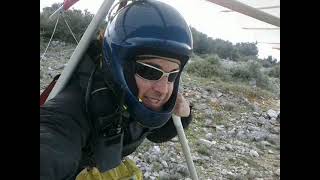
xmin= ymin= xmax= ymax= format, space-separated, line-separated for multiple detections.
xmin=63 ymin=0 xmax=79 ymax=10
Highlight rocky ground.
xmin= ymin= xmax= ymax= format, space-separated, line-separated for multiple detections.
xmin=40 ymin=40 xmax=280 ymax=180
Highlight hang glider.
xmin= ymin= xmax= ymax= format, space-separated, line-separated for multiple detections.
xmin=221 ymin=5 xmax=279 ymax=12
xmin=205 ymin=0 xmax=280 ymax=27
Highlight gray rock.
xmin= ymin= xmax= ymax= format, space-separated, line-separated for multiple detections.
xmin=171 ymin=137 xmax=179 ymax=142
xmin=192 ymin=156 xmax=202 ymax=163
xmin=152 ymin=172 xmax=159 ymax=177
xmin=252 ymin=112 xmax=260 ymax=117
xmin=228 ymin=127 xmax=237 ymax=137
xmin=205 ymin=133 xmax=214 ymax=141
xmin=202 ymin=127 xmax=209 ymax=133
xmin=247 ymin=116 xmax=257 ymax=123
xmin=247 ymin=130 xmax=268 ymax=142
xmin=47 ymin=71 xmax=56 ymax=78
xmin=198 ymin=138 xmax=214 ymax=148
xmin=202 ymin=155 xmax=210 ymax=161
xmin=257 ymin=117 xmax=268 ymax=126
xmin=223 ymin=102 xmax=236 ymax=111
xmin=242 ymin=97 xmax=250 ymax=104
xmin=170 ymin=157 xmax=176 ymax=163
xmin=237 ymin=147 xmax=247 ymax=154
xmin=151 ymin=146 xmax=161 ymax=155
xmin=270 ymin=126 xmax=280 ymax=134
xmin=55 ymin=64 xmax=66 ymax=70
xmin=144 ymin=171 xmax=151 ymax=178
xmin=266 ymin=134 xmax=280 ymax=145
xmin=249 ymin=150 xmax=259 ymax=157
xmin=252 ymin=102 xmax=261 ymax=112
xmin=222 ymin=169 xmax=236 ymax=179
xmin=204 ymin=109 xmax=214 ymax=118
xmin=41 ymin=56 xmax=47 ymax=61
xmin=210 ymin=97 xmax=219 ymax=104
xmin=218 ymin=145 xmax=226 ymax=151
xmin=176 ymin=164 xmax=190 ymax=176
xmin=159 ymin=171 xmax=170 ymax=180
xmin=268 ymin=150 xmax=274 ymax=154
xmin=195 ymin=94 xmax=201 ymax=100
xmin=262 ymin=113 xmax=269 ymax=119
xmin=260 ymin=140 xmax=272 ymax=147
xmin=267 ymin=109 xmax=278 ymax=119
xmin=194 ymin=103 xmax=207 ymax=110
xmin=171 ymin=173 xmax=183 ymax=180
xmin=236 ymin=130 xmax=247 ymax=140
xmin=247 ymin=169 xmax=256 ymax=178
xmin=225 ymin=144 xmax=233 ymax=151
xmin=216 ymin=125 xmax=225 ymax=131
xmin=240 ymin=169 xmax=248 ymax=175
xmin=247 ymin=125 xmax=260 ymax=132
xmin=216 ymin=92 xmax=223 ymax=98
xmin=160 ymin=160 xmax=168 ymax=168
xmin=275 ymin=169 xmax=280 ymax=176
xmin=216 ymin=129 xmax=228 ymax=139
xmin=204 ymin=119 xmax=214 ymax=127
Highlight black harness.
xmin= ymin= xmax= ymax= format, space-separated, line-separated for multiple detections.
xmin=75 ymin=40 xmax=129 ymax=172
xmin=75 ymin=39 xmax=154 ymax=174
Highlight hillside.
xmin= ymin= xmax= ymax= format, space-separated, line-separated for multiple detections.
xmin=40 ymin=39 xmax=280 ymax=180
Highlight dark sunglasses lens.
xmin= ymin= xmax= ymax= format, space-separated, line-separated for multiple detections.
xmin=136 ymin=63 xmax=163 ymax=80
xmin=168 ymin=72 xmax=179 ymax=82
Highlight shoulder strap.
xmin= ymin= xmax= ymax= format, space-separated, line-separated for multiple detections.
xmin=40 ymin=74 xmax=60 ymax=106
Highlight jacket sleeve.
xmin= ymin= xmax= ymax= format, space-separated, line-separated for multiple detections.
xmin=40 ymin=80 xmax=91 ymax=180
xmin=146 ymin=106 xmax=193 ymax=143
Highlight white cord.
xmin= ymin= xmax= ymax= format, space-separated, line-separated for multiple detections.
xmin=40 ymin=15 xmax=60 ymax=61
xmin=63 ymin=15 xmax=79 ymax=44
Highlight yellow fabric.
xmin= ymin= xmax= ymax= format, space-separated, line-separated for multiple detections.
xmin=75 ymin=158 xmax=143 ymax=180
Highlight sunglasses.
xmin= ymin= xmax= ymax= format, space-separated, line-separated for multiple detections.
xmin=135 ymin=61 xmax=180 ymax=83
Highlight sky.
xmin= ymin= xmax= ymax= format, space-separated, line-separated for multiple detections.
xmin=40 ymin=0 xmax=280 ymax=61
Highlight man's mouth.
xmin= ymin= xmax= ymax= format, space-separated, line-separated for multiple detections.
xmin=140 ymin=96 xmax=164 ymax=111
xmin=145 ymin=97 xmax=160 ymax=104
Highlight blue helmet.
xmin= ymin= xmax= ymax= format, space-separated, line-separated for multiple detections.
xmin=102 ymin=0 xmax=193 ymax=128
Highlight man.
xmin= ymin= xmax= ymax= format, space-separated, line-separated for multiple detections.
xmin=40 ymin=0 xmax=193 ymax=179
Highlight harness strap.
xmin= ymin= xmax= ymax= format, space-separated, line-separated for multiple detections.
xmin=40 ymin=74 xmax=60 ymax=106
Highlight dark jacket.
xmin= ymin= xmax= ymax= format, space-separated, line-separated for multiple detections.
xmin=40 ymin=49 xmax=192 ymax=180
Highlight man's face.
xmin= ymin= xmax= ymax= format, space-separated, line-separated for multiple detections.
xmin=134 ymin=57 xmax=180 ymax=111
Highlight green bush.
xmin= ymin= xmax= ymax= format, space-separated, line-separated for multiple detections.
xmin=229 ymin=61 xmax=275 ymax=91
xmin=268 ymin=64 xmax=280 ymax=78
xmin=206 ymin=54 xmax=221 ymax=65
xmin=186 ymin=55 xmax=223 ymax=78
xmin=230 ymin=65 xmax=251 ymax=81
xmin=187 ymin=57 xmax=277 ymax=93
xmin=237 ymin=55 xmax=259 ymax=62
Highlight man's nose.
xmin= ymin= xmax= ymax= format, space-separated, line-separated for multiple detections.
xmin=152 ymin=76 xmax=169 ymax=94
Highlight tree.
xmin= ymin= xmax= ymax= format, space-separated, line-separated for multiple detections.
xmin=190 ymin=27 xmax=259 ymax=61
xmin=40 ymin=3 xmax=106 ymax=43
xmin=235 ymin=42 xmax=258 ymax=57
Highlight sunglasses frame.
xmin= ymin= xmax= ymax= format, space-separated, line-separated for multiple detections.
xmin=135 ymin=61 xmax=180 ymax=83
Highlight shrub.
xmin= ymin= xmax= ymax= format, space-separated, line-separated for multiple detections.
xmin=186 ymin=55 xmax=223 ymax=78
xmin=268 ymin=64 xmax=280 ymax=78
